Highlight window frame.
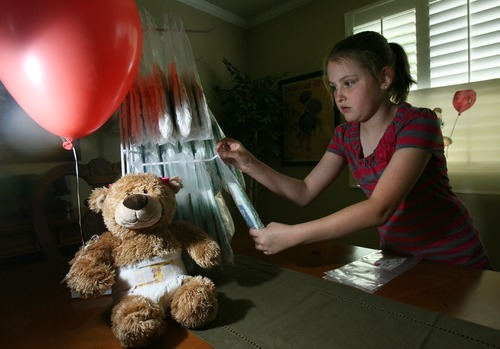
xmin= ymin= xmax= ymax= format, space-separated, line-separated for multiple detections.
xmin=345 ymin=0 xmax=500 ymax=89
xmin=345 ymin=0 xmax=500 ymax=195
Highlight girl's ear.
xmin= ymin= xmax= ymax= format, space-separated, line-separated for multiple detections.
xmin=381 ymin=66 xmax=394 ymax=90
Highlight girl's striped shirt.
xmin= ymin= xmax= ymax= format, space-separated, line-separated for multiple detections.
xmin=328 ymin=103 xmax=489 ymax=269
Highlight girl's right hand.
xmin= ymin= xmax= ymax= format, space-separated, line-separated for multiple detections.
xmin=216 ymin=138 xmax=255 ymax=173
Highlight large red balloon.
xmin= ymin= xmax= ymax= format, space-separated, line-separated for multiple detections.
xmin=452 ymin=89 xmax=477 ymax=115
xmin=0 ymin=0 xmax=142 ymax=141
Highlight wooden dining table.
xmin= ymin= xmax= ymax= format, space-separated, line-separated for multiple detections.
xmin=1 ymin=233 xmax=499 ymax=349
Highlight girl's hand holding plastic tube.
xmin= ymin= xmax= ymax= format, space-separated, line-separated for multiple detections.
xmin=216 ymin=138 xmax=256 ymax=173
xmin=249 ymin=222 xmax=300 ymax=255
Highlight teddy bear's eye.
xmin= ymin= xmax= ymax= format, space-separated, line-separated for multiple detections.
xmin=143 ymin=189 xmax=148 ymax=194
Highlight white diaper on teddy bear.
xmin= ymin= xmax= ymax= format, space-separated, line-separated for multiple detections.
xmin=113 ymin=249 xmax=188 ymax=307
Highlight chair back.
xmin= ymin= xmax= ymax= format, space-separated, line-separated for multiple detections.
xmin=30 ymin=158 xmax=120 ymax=260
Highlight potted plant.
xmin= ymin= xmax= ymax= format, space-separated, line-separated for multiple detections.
xmin=214 ymin=58 xmax=286 ymax=204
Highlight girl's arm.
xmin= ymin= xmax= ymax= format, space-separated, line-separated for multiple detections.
xmin=251 ymin=147 xmax=432 ymax=254
xmin=245 ymin=151 xmax=346 ymax=206
xmin=217 ymin=138 xmax=346 ymax=206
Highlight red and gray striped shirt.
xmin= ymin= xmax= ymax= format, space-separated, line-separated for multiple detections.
xmin=328 ymin=103 xmax=489 ymax=269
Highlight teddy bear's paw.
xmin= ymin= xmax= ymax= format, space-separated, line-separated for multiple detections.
xmin=193 ymin=240 xmax=221 ymax=269
xmin=66 ymin=264 xmax=115 ymax=298
xmin=111 ymin=295 xmax=166 ymax=348
xmin=170 ymin=275 xmax=218 ymax=329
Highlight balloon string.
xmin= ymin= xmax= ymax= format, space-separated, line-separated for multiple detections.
xmin=449 ymin=113 xmax=461 ymax=140
xmin=446 ymin=113 xmax=461 ymax=158
xmin=60 ymin=137 xmax=85 ymax=248
xmin=71 ymin=147 xmax=85 ymax=248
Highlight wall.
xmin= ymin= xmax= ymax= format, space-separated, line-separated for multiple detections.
xmin=245 ymin=0 xmax=383 ymax=251
xmin=129 ymin=1 xmax=381 ymax=251
xmin=1 ymin=0 xmax=497 ymax=269
xmin=0 ymin=0 xmax=247 ymax=175
xmin=244 ymin=0 xmax=499 ymax=270
xmin=0 ymin=0 xmax=250 ymax=248
xmin=135 ymin=0 xmax=250 ymax=114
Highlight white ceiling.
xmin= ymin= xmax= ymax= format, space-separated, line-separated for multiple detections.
xmin=177 ymin=0 xmax=312 ymax=28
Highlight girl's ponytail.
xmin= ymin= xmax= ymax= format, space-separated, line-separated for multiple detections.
xmin=389 ymin=42 xmax=416 ymax=104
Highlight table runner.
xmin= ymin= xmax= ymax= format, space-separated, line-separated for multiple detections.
xmin=191 ymin=255 xmax=500 ymax=349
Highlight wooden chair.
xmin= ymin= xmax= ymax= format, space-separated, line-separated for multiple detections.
xmin=30 ymin=158 xmax=121 ymax=261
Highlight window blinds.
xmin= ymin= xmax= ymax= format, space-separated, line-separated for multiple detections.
xmin=352 ymin=9 xmax=418 ymax=88
xmin=429 ymin=0 xmax=500 ymax=87
xmin=346 ymin=0 xmax=500 ymax=194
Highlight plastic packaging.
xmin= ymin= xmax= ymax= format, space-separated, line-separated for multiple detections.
xmin=215 ymin=155 xmax=264 ymax=229
xmin=323 ymin=250 xmax=420 ymax=293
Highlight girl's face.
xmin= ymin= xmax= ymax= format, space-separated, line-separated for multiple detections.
xmin=327 ymin=59 xmax=385 ymax=123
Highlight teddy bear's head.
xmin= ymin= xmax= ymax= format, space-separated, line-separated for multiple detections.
xmin=88 ymin=173 xmax=182 ymax=238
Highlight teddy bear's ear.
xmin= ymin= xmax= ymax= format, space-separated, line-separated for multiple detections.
xmin=164 ymin=176 xmax=183 ymax=194
xmin=88 ymin=187 xmax=109 ymax=213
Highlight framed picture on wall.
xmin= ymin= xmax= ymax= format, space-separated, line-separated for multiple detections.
xmin=279 ymin=71 xmax=340 ymax=165
xmin=0 ymin=81 xmax=80 ymax=163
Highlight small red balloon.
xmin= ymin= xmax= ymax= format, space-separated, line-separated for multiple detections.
xmin=452 ymin=89 xmax=477 ymax=114
xmin=0 ymin=0 xmax=142 ymax=140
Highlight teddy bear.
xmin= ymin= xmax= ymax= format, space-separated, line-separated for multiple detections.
xmin=65 ymin=173 xmax=221 ymax=348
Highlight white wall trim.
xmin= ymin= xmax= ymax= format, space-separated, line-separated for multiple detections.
xmin=177 ymin=0 xmax=312 ymax=29
xmin=177 ymin=0 xmax=248 ymax=28
xmin=248 ymin=0 xmax=313 ymax=28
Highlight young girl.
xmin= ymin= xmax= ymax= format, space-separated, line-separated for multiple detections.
xmin=216 ymin=31 xmax=490 ymax=269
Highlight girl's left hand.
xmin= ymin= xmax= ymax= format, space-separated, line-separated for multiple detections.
xmin=249 ymin=222 xmax=298 ymax=255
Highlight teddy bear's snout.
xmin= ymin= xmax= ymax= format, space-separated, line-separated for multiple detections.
xmin=123 ymin=194 xmax=148 ymax=210
xmin=115 ymin=193 xmax=162 ymax=229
